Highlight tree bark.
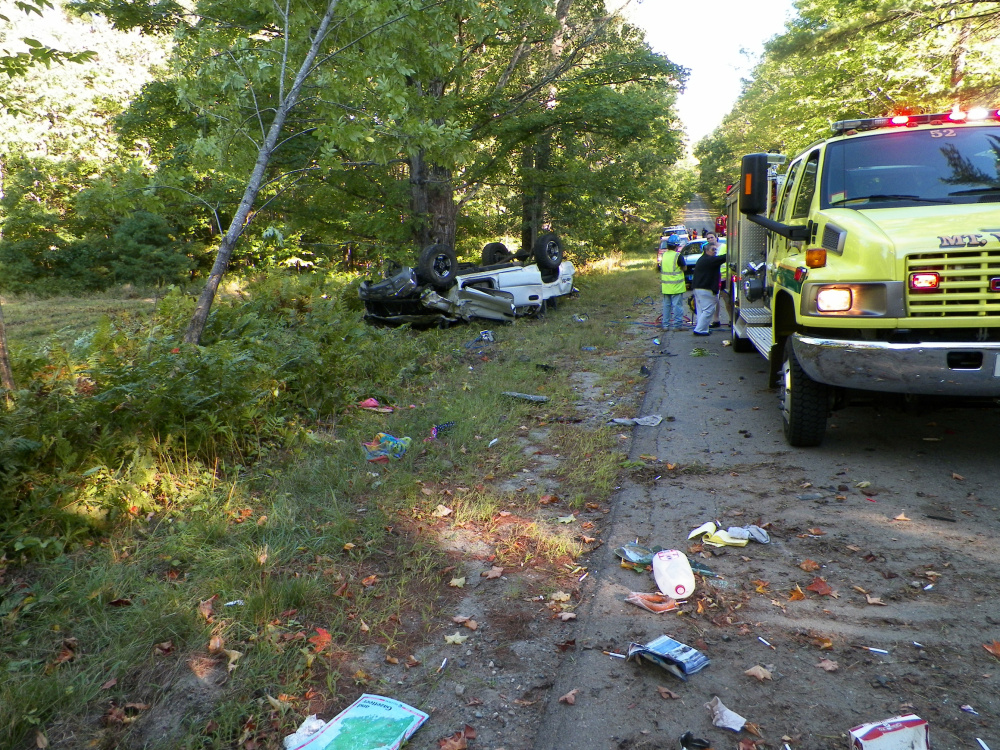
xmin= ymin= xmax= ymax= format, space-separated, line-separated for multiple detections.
xmin=0 ymin=156 xmax=12 ymax=391
xmin=408 ymin=79 xmax=457 ymax=251
xmin=520 ymin=0 xmax=572 ymax=253
xmin=183 ymin=0 xmax=341 ymax=345
xmin=0 ymin=299 xmax=14 ymax=391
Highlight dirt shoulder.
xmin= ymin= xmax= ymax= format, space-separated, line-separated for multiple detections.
xmin=384 ymin=294 xmax=1000 ymax=750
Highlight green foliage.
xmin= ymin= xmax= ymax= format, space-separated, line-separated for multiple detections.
xmin=0 ymin=273 xmax=443 ymax=556
xmin=695 ymin=0 xmax=1000 ymax=195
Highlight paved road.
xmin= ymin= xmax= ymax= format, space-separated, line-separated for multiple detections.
xmin=534 ymin=198 xmax=1000 ymax=750
xmin=681 ymin=194 xmax=715 ymax=236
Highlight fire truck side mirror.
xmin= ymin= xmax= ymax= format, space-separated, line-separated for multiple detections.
xmin=739 ymin=153 xmax=769 ymax=215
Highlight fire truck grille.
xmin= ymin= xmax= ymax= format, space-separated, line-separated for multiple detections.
xmin=906 ymin=249 xmax=1000 ymax=317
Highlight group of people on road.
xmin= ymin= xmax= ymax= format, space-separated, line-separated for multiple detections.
xmin=659 ymin=230 xmax=730 ymax=335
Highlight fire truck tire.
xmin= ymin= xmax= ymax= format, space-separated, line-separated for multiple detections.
xmin=780 ymin=337 xmax=828 ymax=447
xmin=417 ymin=244 xmax=458 ymax=289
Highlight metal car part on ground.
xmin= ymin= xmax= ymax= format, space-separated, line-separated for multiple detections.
xmin=359 ymin=233 xmax=576 ymax=326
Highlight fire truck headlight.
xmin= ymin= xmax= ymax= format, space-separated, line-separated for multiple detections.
xmin=816 ymin=287 xmax=853 ymax=312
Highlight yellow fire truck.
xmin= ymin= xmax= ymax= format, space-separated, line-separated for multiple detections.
xmin=726 ymin=108 xmax=1000 ymax=446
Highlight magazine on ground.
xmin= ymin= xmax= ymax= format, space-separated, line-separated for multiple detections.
xmin=626 ymin=634 xmax=711 ymax=680
xmin=286 ymin=694 xmax=429 ymax=750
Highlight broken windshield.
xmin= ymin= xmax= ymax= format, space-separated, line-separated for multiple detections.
xmin=821 ymin=125 xmax=1000 ymax=208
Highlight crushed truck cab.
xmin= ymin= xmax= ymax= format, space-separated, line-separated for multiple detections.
xmin=727 ymin=109 xmax=1000 ymax=446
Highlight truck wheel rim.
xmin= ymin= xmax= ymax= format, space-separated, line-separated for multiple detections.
xmin=780 ymin=358 xmax=792 ymax=424
xmin=543 ymin=241 xmax=559 ymax=262
xmin=433 ymin=254 xmax=453 ymax=276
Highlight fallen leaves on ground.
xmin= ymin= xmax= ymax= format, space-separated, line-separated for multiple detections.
xmin=657 ymin=686 xmax=680 ymax=699
xmin=807 ymin=527 xmax=825 ymax=535
xmin=481 ymin=566 xmax=504 ymax=579
xmin=223 ymin=649 xmax=243 ymax=672
xmin=208 ymin=636 xmax=225 ymax=653
xmin=437 ymin=725 xmax=476 ymax=750
xmin=812 ymin=636 xmax=834 ymax=650
xmin=952 ymin=472 xmax=965 ymax=481
xmin=154 ymin=641 xmax=174 ymax=656
xmin=984 ymin=641 xmax=1000 ymax=659
xmin=549 ymin=591 xmax=571 ymax=602
xmin=744 ymin=665 xmax=772 ymax=681
xmin=444 ymin=632 xmax=469 ymax=645
xmin=894 ymin=512 xmax=911 ymax=521
xmin=752 ymin=579 xmax=770 ymax=594
xmin=866 ymin=594 xmax=886 ymax=606
xmin=788 ymin=585 xmax=806 ymax=601
xmin=816 ymin=658 xmax=839 ymax=672
xmin=556 ymin=514 xmax=576 ymax=524
xmin=557 ymin=612 xmax=577 ymax=621
xmin=308 ymin=628 xmax=332 ymax=654
xmin=448 ymin=577 xmax=466 ymax=588
xmin=558 ymin=689 xmax=579 ymax=705
xmin=738 ymin=740 xmax=759 ymax=750
xmin=405 ymin=655 xmax=421 ymax=668
xmin=799 ymin=559 xmax=821 ymax=572
xmin=432 ymin=504 xmax=453 ymax=517
xmin=806 ymin=577 xmax=836 ymax=597
xmin=198 ymin=595 xmax=218 ymax=622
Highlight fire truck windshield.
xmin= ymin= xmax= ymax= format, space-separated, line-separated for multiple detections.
xmin=821 ymin=125 xmax=1000 ymax=208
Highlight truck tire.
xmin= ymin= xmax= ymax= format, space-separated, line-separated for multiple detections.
xmin=533 ymin=232 xmax=563 ymax=270
xmin=779 ymin=337 xmax=828 ymax=447
xmin=417 ymin=244 xmax=458 ymax=289
xmin=482 ymin=242 xmax=511 ymax=265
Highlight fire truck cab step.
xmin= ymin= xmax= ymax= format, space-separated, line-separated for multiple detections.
xmin=738 ymin=306 xmax=772 ymax=326
xmin=745 ymin=325 xmax=774 ymax=356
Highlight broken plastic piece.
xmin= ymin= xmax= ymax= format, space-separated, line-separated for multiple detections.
xmin=679 ymin=732 xmax=711 ymax=750
xmin=611 ymin=415 xmax=663 ymax=426
xmin=282 ymin=715 xmax=326 ymax=749
xmin=614 ymin=542 xmax=664 ymax=566
xmin=706 ymin=696 xmax=746 ymax=732
xmin=502 ymin=391 xmax=550 ymax=403
xmin=363 ymin=433 xmax=411 ymax=463
xmin=703 ymin=529 xmax=749 ymax=547
xmin=625 ymin=592 xmax=679 ymax=614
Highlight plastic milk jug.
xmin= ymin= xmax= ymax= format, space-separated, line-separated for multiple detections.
xmin=652 ymin=549 xmax=695 ymax=599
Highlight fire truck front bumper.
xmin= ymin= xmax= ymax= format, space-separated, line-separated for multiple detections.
xmin=792 ymin=334 xmax=1000 ymax=397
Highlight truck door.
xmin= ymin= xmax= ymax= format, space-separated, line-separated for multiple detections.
xmin=775 ymin=150 xmax=819 ymax=261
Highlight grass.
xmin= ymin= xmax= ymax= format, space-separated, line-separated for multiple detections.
xmin=0 ymin=248 xmax=663 ymax=748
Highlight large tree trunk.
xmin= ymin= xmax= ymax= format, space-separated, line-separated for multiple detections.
xmin=519 ymin=0 xmax=572 ymax=252
xmin=0 ymin=155 xmax=12 ymax=391
xmin=0 ymin=299 xmax=14 ymax=391
xmin=184 ymin=0 xmax=341 ymax=344
xmin=408 ymin=80 xmax=457 ymax=251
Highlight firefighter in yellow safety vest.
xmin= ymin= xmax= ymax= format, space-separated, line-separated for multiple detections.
xmin=660 ymin=235 xmax=686 ymax=331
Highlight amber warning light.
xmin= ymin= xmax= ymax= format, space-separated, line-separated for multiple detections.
xmin=909 ymin=272 xmax=940 ymax=291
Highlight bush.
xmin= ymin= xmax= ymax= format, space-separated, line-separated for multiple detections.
xmin=0 ymin=273 xmax=443 ymax=557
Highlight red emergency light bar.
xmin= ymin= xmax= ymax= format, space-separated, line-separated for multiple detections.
xmin=832 ymin=109 xmax=1000 ymax=134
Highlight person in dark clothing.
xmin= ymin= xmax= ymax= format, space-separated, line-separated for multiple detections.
xmin=691 ymin=233 xmax=727 ymax=335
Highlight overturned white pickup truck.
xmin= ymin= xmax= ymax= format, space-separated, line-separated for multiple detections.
xmin=359 ymin=233 xmax=576 ymax=325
